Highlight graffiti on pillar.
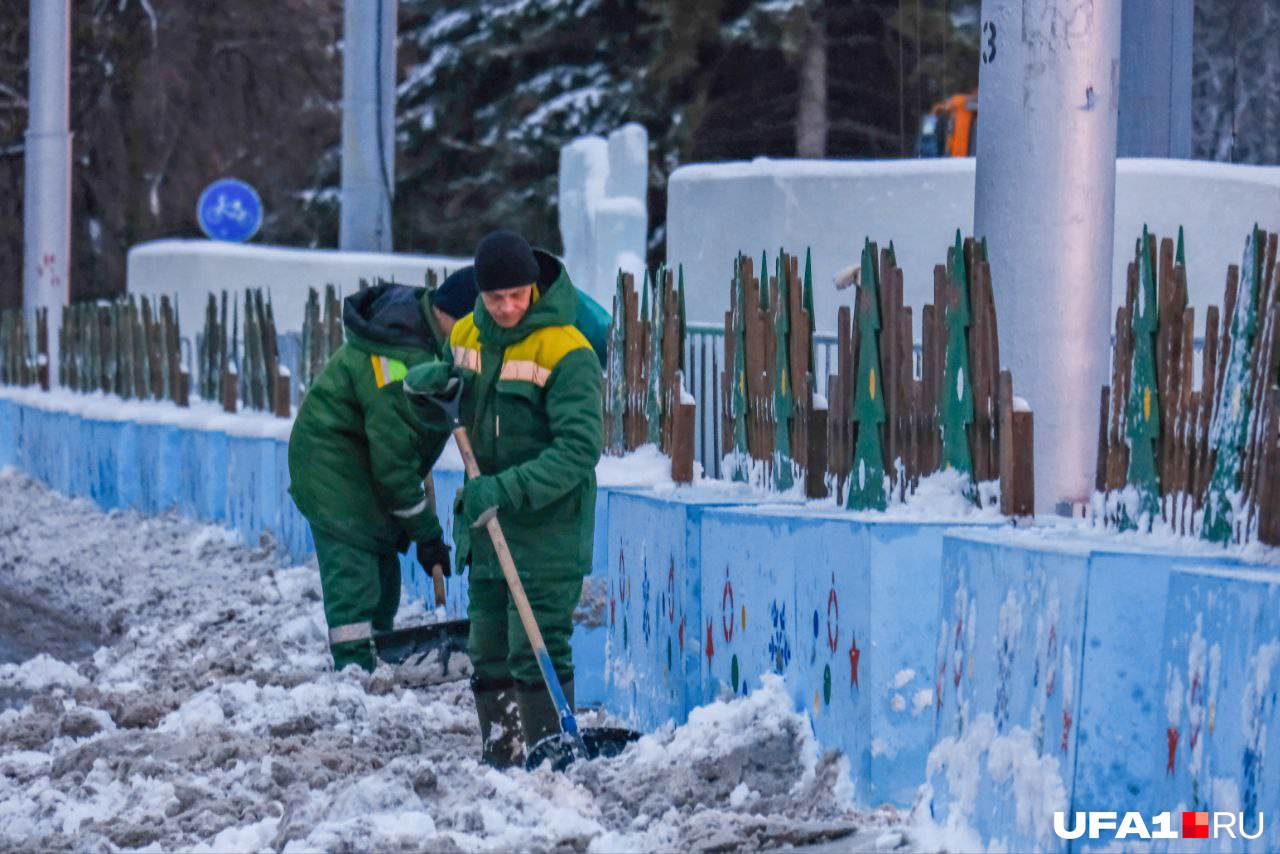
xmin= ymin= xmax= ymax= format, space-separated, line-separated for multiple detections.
xmin=36 ymin=252 xmax=63 ymax=296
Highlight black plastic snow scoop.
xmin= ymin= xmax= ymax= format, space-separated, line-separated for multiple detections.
xmin=373 ymin=619 xmax=470 ymax=685
xmin=407 ymin=374 xmax=642 ymax=770
xmin=374 ymin=476 xmax=472 ymax=687
xmin=525 ymin=726 xmax=641 ymax=771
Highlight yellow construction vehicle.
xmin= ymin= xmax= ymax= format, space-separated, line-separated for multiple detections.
xmin=917 ymin=92 xmax=978 ymax=157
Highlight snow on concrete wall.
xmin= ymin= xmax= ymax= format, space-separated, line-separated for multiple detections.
xmin=1155 ymin=565 xmax=1280 ymax=853
xmin=558 ymin=124 xmax=648 ymax=309
xmin=1072 ymin=548 xmax=1242 ymax=829
xmin=667 ymin=158 xmax=1280 ymax=330
xmin=127 ymin=239 xmax=468 ymax=341
xmin=928 ymin=531 xmax=1090 ymax=852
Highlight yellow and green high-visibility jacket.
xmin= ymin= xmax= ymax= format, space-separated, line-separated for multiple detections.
xmin=440 ymin=251 xmax=604 ymax=579
xmin=288 ymin=283 xmax=450 ymax=553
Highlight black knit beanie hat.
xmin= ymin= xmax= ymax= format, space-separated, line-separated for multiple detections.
xmin=431 ymin=266 xmax=478 ymax=320
xmin=474 ymin=229 xmax=540 ymax=293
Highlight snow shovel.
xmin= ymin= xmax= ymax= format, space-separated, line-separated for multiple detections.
xmin=372 ymin=473 xmax=472 ymax=684
xmin=412 ymin=376 xmax=639 ymax=770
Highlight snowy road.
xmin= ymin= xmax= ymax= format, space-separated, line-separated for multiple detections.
xmin=0 ymin=469 xmax=912 ymax=852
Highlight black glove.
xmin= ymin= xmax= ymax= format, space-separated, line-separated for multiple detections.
xmin=416 ymin=537 xmax=452 ymax=577
xmin=404 ymin=365 xmax=463 ymax=426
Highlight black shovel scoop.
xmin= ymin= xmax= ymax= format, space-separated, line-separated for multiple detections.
xmin=373 ymin=474 xmax=472 ymax=685
xmin=407 ymin=374 xmax=641 ymax=770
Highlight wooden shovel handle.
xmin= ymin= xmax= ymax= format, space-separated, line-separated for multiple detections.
xmin=423 ymin=473 xmax=447 ymax=608
xmin=450 ymin=427 xmax=552 ymax=663
xmin=431 ymin=562 xmax=447 ymax=608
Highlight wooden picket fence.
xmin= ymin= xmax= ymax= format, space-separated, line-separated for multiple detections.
xmin=298 ymin=284 xmax=345 ymax=401
xmin=198 ymin=289 xmax=292 ymax=416
xmin=1097 ymin=226 xmax=1280 ymax=545
xmin=604 ymin=265 xmax=697 ymax=483
xmin=722 ymin=237 xmax=1033 ymax=515
xmin=58 ymin=296 xmax=188 ymax=405
xmin=721 ymin=250 xmax=819 ymax=494
xmin=0 ymin=308 xmax=49 ymax=390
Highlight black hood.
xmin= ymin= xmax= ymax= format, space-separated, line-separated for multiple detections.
xmin=343 ymin=283 xmax=433 ymax=350
xmin=533 ymin=249 xmax=564 ymax=291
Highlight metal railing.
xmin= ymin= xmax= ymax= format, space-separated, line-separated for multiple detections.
xmin=679 ymin=324 xmax=1213 ymax=480
xmin=683 ymin=323 xmax=852 ymax=479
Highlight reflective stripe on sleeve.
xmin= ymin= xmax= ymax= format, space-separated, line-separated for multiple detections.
xmin=371 ymin=355 xmax=409 ymax=388
xmin=391 ymin=496 xmax=429 ymax=518
xmin=328 ymin=622 xmax=373 ymax=645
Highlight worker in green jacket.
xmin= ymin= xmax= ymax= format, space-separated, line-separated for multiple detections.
xmin=288 ymin=273 xmax=476 ymax=673
xmin=405 ymin=230 xmax=604 ymax=767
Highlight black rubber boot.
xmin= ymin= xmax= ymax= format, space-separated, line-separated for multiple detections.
xmin=471 ymin=676 xmax=522 ymax=769
xmin=515 ymin=677 xmax=574 ymax=749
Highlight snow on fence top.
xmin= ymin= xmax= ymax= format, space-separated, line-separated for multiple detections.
xmin=1097 ymin=224 xmax=1280 ymax=548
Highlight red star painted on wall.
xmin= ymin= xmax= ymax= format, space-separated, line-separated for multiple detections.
xmin=849 ymin=635 xmax=861 ymax=687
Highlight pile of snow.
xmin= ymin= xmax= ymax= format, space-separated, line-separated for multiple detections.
xmin=0 ymin=469 xmax=910 ymax=851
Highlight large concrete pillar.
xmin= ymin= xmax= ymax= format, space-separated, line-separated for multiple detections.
xmin=974 ymin=0 xmax=1122 ymax=514
xmin=1117 ymin=0 xmax=1193 ymax=157
xmin=23 ymin=0 xmax=72 ymax=381
xmin=340 ymin=0 xmax=397 ymax=252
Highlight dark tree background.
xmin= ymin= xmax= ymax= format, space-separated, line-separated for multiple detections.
xmin=0 ymin=0 xmax=343 ymax=309
xmin=1 ymin=0 xmax=1275 ymax=311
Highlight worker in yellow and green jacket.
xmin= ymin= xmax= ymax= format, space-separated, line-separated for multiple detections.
xmin=406 ymin=230 xmax=603 ymax=767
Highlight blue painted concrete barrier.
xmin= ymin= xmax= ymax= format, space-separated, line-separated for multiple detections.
xmin=928 ymin=529 xmax=1275 ymax=851
xmin=698 ymin=508 xmax=1002 ymax=807
xmin=603 ymin=489 xmax=749 ymax=729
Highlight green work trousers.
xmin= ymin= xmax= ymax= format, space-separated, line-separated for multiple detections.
xmin=313 ymin=529 xmax=402 ymax=672
xmin=468 ymin=576 xmax=582 ymax=685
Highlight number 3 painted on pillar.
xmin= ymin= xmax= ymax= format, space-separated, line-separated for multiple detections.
xmin=982 ymin=21 xmax=996 ymax=64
